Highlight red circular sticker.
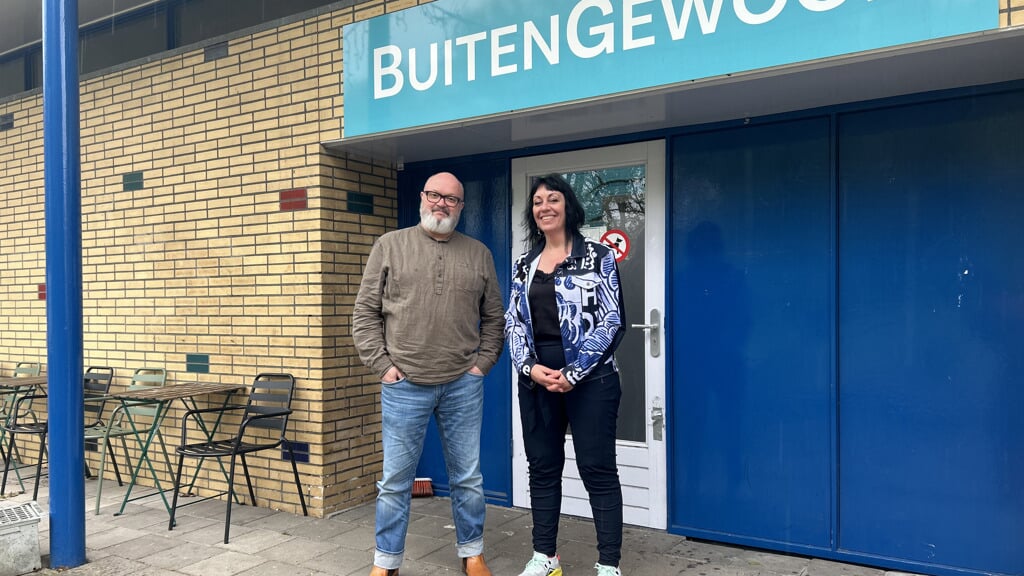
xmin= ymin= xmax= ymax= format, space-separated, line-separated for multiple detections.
xmin=600 ymin=229 xmax=630 ymax=263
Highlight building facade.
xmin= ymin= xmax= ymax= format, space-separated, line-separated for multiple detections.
xmin=1 ymin=1 xmax=1022 ymax=575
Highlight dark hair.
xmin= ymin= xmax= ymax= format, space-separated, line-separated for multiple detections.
xmin=524 ymin=173 xmax=586 ymax=248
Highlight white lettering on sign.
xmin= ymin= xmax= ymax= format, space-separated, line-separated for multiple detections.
xmin=734 ymin=0 xmax=786 ymax=25
xmin=371 ymin=0 xmax=847 ymax=100
xmin=624 ymin=0 xmax=657 ymax=50
xmin=455 ymin=31 xmax=487 ymax=82
xmin=409 ymin=44 xmax=437 ymax=91
xmin=524 ymin=16 xmax=560 ymax=70
xmin=492 ymin=25 xmax=520 ymax=76
xmin=569 ymin=0 xmax=616 ymax=59
xmin=374 ymin=45 xmax=403 ymax=98
xmin=662 ymin=0 xmax=725 ymax=40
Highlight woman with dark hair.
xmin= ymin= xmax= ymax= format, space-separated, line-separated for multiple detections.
xmin=505 ymin=173 xmax=627 ymax=576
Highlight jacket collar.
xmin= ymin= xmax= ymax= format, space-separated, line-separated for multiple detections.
xmin=525 ymin=231 xmax=587 ymax=263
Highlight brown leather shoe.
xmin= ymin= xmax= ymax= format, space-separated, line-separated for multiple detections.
xmin=462 ymin=554 xmax=492 ymax=576
xmin=369 ymin=566 xmax=398 ymax=576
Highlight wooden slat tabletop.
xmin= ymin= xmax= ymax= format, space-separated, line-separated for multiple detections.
xmin=112 ymin=382 xmax=243 ymax=402
xmin=0 ymin=375 xmax=47 ymax=389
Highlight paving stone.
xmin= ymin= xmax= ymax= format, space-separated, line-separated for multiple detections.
xmin=401 ymin=531 xmax=451 ymax=560
xmin=668 ymin=539 xmax=742 ymax=564
xmin=11 ymin=480 xmax=888 ymax=576
xmin=131 ymin=566 xmax=191 ymax=576
xmin=410 ymin=496 xmax=457 ymax=518
xmin=236 ymin=559 xmax=325 ymax=576
xmin=327 ymin=523 xmax=377 ymax=551
xmin=258 ymin=536 xmax=338 ymax=564
xmin=623 ymin=524 xmax=694 ymax=555
xmin=417 ymin=543 xmax=465 ymax=571
xmin=175 ymin=517 xmax=257 ymax=544
xmin=678 ymin=564 xmax=789 ymax=576
xmin=725 ymin=549 xmax=811 ymax=574
xmin=299 ymin=544 xmax=377 ymax=575
xmin=808 ymin=558 xmax=886 ymax=576
xmin=178 ymin=550 xmax=265 ymax=576
xmin=217 ymin=526 xmax=297 ymax=554
xmin=327 ymin=502 xmax=377 ymax=525
xmin=100 ymin=505 xmax=169 ymax=531
xmin=286 ymin=518 xmax=363 ymax=541
xmin=85 ymin=525 xmax=152 ymax=549
xmin=104 ymin=533 xmax=180 ymax=560
xmin=138 ymin=540 xmax=222 ymax=569
xmin=240 ymin=508 xmax=312 ymax=532
xmin=53 ymin=554 xmax=150 ymax=576
xmin=407 ymin=512 xmax=457 ymax=538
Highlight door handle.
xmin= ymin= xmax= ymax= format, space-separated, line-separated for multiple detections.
xmin=630 ymin=309 xmax=661 ymax=358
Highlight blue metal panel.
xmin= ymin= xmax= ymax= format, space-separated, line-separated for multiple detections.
xmin=668 ymin=118 xmax=833 ymax=548
xmin=399 ymin=160 xmax=513 ymax=504
xmin=43 ymin=0 xmax=86 ymax=567
xmin=837 ymin=90 xmax=1024 ymax=575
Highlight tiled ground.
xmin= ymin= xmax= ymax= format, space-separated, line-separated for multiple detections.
xmin=1 ymin=472 xmax=892 ymax=576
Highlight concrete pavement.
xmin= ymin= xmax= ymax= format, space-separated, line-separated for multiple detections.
xmin=1 ymin=474 xmax=892 ymax=576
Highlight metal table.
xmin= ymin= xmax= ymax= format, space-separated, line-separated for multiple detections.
xmin=108 ymin=382 xmax=244 ymax=518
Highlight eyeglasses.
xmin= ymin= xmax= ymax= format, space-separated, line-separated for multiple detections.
xmin=422 ymin=190 xmax=464 ymax=207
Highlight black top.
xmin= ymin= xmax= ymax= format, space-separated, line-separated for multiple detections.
xmin=529 ymin=269 xmax=562 ymax=343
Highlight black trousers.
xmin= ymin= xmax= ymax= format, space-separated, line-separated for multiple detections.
xmin=519 ymin=340 xmax=623 ymax=566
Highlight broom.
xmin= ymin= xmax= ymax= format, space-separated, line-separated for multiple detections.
xmin=412 ymin=477 xmax=434 ymax=497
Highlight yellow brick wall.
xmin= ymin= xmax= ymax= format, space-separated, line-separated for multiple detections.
xmin=318 ymin=151 xmax=398 ymax=512
xmin=1002 ymin=0 xmax=1024 ymax=26
xmin=0 ymin=93 xmax=46 ymax=359
xmin=0 ymin=0 xmax=413 ymax=517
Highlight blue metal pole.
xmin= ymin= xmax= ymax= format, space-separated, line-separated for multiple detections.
xmin=43 ymin=0 xmax=85 ymax=567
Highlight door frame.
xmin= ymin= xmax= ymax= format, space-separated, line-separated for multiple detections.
xmin=510 ymin=140 xmax=667 ymax=529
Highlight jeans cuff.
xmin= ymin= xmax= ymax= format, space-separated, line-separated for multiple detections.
xmin=374 ymin=549 xmax=403 ymax=570
xmin=457 ymin=537 xmax=484 ymax=558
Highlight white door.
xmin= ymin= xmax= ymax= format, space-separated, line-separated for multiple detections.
xmin=511 ymin=140 xmax=667 ymax=529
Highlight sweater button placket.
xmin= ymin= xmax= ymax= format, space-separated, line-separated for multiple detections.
xmin=435 ymin=245 xmax=444 ymax=294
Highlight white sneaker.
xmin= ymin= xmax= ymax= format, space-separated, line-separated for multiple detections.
xmin=518 ymin=551 xmax=562 ymax=576
xmin=595 ymin=563 xmax=622 ymax=576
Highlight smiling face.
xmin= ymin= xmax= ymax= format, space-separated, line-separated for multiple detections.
xmin=531 ymin=184 xmax=566 ymax=238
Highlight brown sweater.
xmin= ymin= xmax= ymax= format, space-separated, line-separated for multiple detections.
xmin=352 ymin=225 xmax=505 ymax=384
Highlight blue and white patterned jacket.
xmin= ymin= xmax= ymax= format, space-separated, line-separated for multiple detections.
xmin=504 ymin=233 xmax=626 ymax=387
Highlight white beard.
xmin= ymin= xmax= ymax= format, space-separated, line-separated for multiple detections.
xmin=420 ymin=206 xmax=458 ymax=235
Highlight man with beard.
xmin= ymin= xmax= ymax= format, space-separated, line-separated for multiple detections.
xmin=352 ymin=171 xmax=505 ymax=576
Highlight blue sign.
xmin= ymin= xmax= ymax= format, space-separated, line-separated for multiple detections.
xmin=343 ymin=0 xmax=997 ymax=137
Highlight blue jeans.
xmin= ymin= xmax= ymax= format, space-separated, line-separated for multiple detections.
xmin=374 ymin=371 xmax=486 ymax=570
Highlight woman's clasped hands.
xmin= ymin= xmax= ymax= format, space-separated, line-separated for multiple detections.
xmin=530 ymin=364 xmax=574 ymax=393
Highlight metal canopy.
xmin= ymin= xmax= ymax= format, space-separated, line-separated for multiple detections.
xmin=324 ymin=28 xmax=1024 ymax=164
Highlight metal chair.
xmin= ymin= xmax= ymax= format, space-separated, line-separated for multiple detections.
xmin=168 ymin=373 xmax=307 ymax=543
xmin=12 ymin=362 xmax=41 ymax=377
xmin=1 ymin=365 xmax=122 ymax=500
xmin=81 ymin=367 xmax=124 ymax=485
xmin=0 ymin=361 xmax=44 ymax=494
xmin=2 ymin=363 xmax=43 ymax=427
xmin=1 ymin=388 xmax=47 ymax=499
xmin=93 ymin=367 xmax=169 ymax=514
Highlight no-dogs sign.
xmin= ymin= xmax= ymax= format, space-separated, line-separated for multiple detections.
xmin=600 ymin=229 xmax=630 ymax=263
